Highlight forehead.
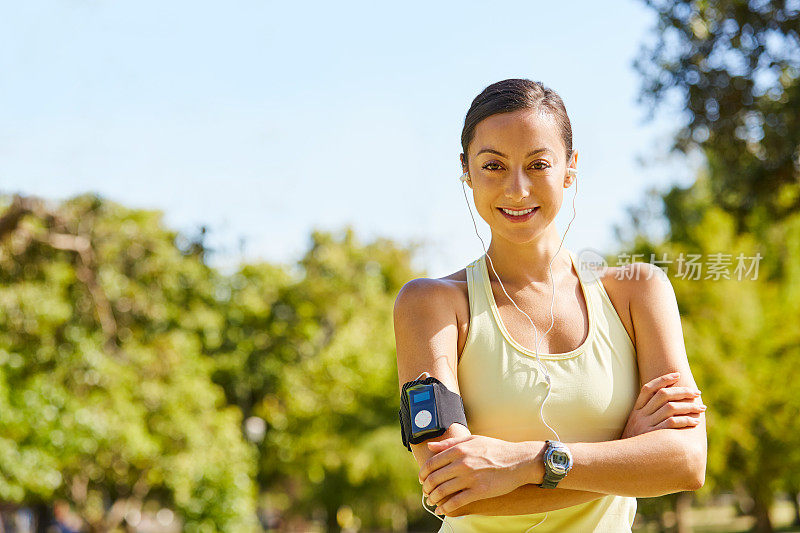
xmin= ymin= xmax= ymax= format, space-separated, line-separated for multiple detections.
xmin=471 ymin=108 xmax=563 ymax=156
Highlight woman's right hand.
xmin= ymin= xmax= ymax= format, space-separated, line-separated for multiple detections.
xmin=620 ymin=372 xmax=706 ymax=439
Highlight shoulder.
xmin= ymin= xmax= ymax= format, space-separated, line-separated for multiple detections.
xmin=393 ymin=271 xmax=470 ymax=383
xmin=596 ymin=261 xmax=672 ymax=317
xmin=393 ymin=271 xmax=470 ymax=337
xmin=394 ymin=262 xmax=470 ymax=320
xmin=590 ymin=262 xmax=681 ymax=352
xmin=393 ymin=274 xmax=464 ymax=317
xmin=621 ymin=262 xmax=677 ymax=314
xmin=622 ymin=261 xmax=682 ymax=345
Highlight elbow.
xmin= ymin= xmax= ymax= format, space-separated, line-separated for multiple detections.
xmin=685 ymin=469 xmax=705 ymax=492
xmin=684 ymin=443 xmax=707 ymax=491
xmin=687 ymin=465 xmax=706 ymax=491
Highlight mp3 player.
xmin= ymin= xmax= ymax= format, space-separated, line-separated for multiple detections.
xmin=406 ymin=383 xmax=441 ymax=440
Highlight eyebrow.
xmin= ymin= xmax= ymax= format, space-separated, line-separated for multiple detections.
xmin=475 ymin=147 xmax=555 ymax=159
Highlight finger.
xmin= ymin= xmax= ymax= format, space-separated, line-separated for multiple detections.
xmin=634 ymin=373 xmax=681 ymax=410
xmin=644 ymin=387 xmax=703 ymax=416
xmin=427 ymin=476 xmax=469 ymax=507
xmin=427 ymin=433 xmax=471 ymax=451
xmin=652 ymin=386 xmax=702 ymax=402
xmin=647 ymin=400 xmax=705 ymax=424
xmin=419 ymin=444 xmax=461 ymax=484
xmin=430 ymin=491 xmax=455 ymax=516
xmin=654 ymin=415 xmax=701 ymax=430
xmin=422 ymin=461 xmax=459 ymax=497
xmin=439 ymin=488 xmax=477 ymax=516
xmin=652 ymin=400 xmax=706 ymax=421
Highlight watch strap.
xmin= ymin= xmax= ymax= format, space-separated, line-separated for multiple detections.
xmin=540 ymin=473 xmax=563 ymax=489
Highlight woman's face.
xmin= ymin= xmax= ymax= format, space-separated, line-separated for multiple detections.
xmin=461 ymin=108 xmax=576 ymax=244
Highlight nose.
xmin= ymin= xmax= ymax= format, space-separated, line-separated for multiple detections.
xmin=504 ymin=167 xmax=532 ymax=201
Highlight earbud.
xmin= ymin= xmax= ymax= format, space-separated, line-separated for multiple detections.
xmin=460 ymin=171 xmax=470 ymax=183
xmin=565 ymin=168 xmax=578 ymax=188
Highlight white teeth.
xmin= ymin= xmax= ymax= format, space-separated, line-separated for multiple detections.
xmin=501 ymin=207 xmax=535 ymax=216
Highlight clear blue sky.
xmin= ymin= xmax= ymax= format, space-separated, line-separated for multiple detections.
xmin=0 ymin=0 xmax=697 ymax=276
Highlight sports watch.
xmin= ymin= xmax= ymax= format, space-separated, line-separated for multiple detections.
xmin=539 ymin=440 xmax=573 ymax=489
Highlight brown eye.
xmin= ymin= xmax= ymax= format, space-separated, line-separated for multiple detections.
xmin=482 ymin=162 xmax=502 ymax=171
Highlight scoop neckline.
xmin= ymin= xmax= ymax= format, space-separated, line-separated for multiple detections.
xmin=479 ymin=249 xmax=594 ymax=360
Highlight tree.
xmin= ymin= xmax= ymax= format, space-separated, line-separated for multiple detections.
xmin=631 ymin=3 xmax=800 ymax=529
xmin=210 ymin=226 xmax=430 ymax=531
xmin=633 ymin=0 xmax=800 ymax=227
xmin=0 ymin=193 xmax=258 ymax=532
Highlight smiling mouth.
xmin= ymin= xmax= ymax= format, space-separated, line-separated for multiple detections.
xmin=497 ymin=206 xmax=539 ymax=215
xmin=497 ymin=206 xmax=539 ymax=222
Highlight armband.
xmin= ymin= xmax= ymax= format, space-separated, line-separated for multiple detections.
xmin=398 ymin=375 xmax=468 ymax=451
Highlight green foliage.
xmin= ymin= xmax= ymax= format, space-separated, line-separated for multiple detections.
xmin=634 ymin=0 xmax=800 ymax=224
xmin=0 ymin=193 xmax=258 ymax=531
xmin=0 ymin=191 xmax=432 ymax=531
xmin=209 ymin=226 xmax=427 ymax=529
xmin=631 ymin=2 xmax=800 ymax=528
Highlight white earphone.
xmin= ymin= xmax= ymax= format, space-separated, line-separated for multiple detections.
xmin=428 ymin=163 xmax=579 ymax=532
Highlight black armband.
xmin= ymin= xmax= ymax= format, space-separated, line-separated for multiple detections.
xmin=398 ymin=376 xmax=468 ymax=451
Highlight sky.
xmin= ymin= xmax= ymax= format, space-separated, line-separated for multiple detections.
xmin=0 ymin=0 xmax=699 ymax=277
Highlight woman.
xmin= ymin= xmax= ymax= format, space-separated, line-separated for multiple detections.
xmin=393 ymin=79 xmax=707 ymax=532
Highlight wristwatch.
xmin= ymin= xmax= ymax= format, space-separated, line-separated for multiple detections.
xmin=539 ymin=440 xmax=573 ymax=489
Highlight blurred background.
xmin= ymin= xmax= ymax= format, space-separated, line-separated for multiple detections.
xmin=1 ymin=0 xmax=798 ymax=531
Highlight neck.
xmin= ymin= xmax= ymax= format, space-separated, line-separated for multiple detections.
xmin=485 ymin=225 xmax=571 ymax=287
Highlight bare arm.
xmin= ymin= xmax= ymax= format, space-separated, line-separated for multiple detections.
xmin=394 ymin=279 xmax=472 ymax=468
xmin=451 ymin=484 xmax=606 ymax=516
xmin=445 ymin=427 xmax=698 ymax=517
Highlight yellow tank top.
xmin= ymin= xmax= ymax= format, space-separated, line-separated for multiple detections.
xmin=439 ymin=250 xmax=639 ymax=532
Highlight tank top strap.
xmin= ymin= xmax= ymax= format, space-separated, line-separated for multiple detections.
xmin=568 ymin=249 xmax=605 ymax=321
xmin=464 ymin=256 xmax=483 ymax=322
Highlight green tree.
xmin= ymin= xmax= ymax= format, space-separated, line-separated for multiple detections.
xmin=631 ymin=2 xmax=800 ymax=530
xmin=634 ymin=0 xmax=800 ymax=227
xmin=210 ymin=227 xmax=429 ymax=531
xmin=0 ymin=193 xmax=258 ymax=532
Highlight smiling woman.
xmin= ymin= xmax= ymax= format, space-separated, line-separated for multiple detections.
xmin=393 ymin=78 xmax=707 ymax=533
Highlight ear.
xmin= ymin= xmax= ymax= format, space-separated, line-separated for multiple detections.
xmin=460 ymin=155 xmax=471 ymax=187
xmin=564 ymin=149 xmax=578 ymax=187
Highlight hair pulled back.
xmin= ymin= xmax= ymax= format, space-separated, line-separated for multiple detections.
xmin=461 ymin=79 xmax=573 ymax=164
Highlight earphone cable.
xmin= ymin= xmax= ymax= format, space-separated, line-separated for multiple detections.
xmin=449 ymin=169 xmax=579 ymax=533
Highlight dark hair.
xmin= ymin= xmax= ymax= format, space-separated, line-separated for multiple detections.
xmin=461 ymin=78 xmax=573 ymax=164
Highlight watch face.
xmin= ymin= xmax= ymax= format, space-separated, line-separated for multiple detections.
xmin=546 ymin=447 xmax=572 ymax=475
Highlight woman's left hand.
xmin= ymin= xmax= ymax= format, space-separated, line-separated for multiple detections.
xmin=419 ymin=433 xmax=536 ymax=516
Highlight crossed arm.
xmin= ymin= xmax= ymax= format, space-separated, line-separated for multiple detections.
xmin=396 ymin=263 xmax=707 ymax=517
xmin=409 ymin=423 xmax=610 ymax=516
xmin=418 ymin=422 xmax=705 ymax=517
